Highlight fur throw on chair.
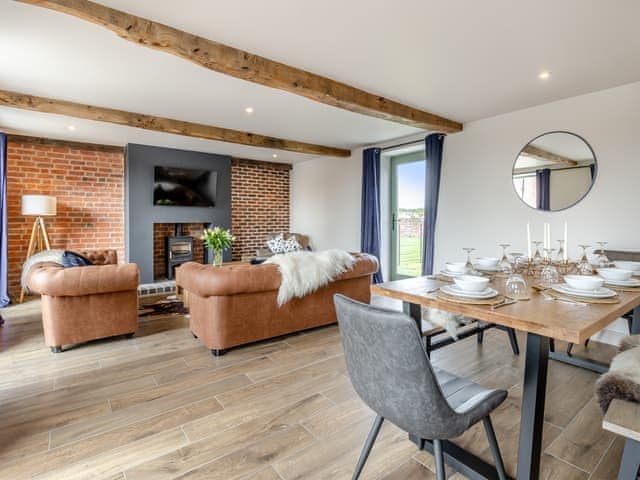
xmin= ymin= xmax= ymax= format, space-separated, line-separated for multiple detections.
xmin=265 ymin=249 xmax=355 ymax=305
xmin=595 ymin=339 xmax=640 ymax=413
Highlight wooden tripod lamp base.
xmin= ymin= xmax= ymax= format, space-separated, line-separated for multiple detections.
xmin=20 ymin=195 xmax=56 ymax=304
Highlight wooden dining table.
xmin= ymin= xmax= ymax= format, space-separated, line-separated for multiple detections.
xmin=371 ymin=275 xmax=640 ymax=480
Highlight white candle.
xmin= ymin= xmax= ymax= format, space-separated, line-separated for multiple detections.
xmin=527 ymin=223 xmax=532 ymax=259
xmin=564 ymin=221 xmax=568 ymax=261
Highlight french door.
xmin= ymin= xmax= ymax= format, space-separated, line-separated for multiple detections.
xmin=390 ymin=151 xmax=426 ymax=280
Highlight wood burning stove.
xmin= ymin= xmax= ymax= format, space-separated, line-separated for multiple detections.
xmin=165 ymin=224 xmax=194 ymax=280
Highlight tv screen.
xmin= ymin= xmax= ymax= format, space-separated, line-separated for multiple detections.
xmin=153 ymin=166 xmax=217 ymax=207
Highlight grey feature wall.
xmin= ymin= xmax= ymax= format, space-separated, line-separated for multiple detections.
xmin=125 ymin=143 xmax=232 ymax=284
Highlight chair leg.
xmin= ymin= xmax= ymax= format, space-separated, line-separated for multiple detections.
xmin=584 ymin=338 xmax=590 ymax=348
xmin=566 ymin=343 xmax=574 ymax=356
xmin=507 ymin=328 xmax=520 ymax=355
xmin=549 ymin=339 xmax=555 ymax=352
xmin=425 ymin=336 xmax=432 ymax=358
xmin=433 ymin=438 xmax=446 ymax=480
xmin=477 ymin=329 xmax=485 ymax=345
xmin=352 ymin=415 xmax=384 ymax=480
xmin=483 ymin=417 xmax=507 ymax=480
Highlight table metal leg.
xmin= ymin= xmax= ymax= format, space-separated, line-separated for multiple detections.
xmin=632 ymin=306 xmax=640 ymax=334
xmin=403 ymin=301 xmax=422 ymax=333
xmin=516 ymin=333 xmax=549 ymax=480
xmin=617 ymin=438 xmax=640 ymax=480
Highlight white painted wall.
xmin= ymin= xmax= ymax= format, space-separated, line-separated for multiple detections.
xmin=291 ymin=81 xmax=640 ymax=342
xmin=290 ymin=153 xmax=362 ymax=252
xmin=435 ymin=81 xmax=640 ymax=268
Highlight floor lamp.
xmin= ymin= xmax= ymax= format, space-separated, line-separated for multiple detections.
xmin=20 ymin=195 xmax=56 ymax=303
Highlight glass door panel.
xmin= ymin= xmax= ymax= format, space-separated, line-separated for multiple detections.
xmin=390 ymin=151 xmax=425 ymax=279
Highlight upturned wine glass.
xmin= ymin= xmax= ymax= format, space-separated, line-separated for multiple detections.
xmin=532 ymin=241 xmax=543 ymax=264
xmin=506 ymin=274 xmax=528 ymax=300
xmin=577 ymin=244 xmax=592 ymax=275
xmin=498 ymin=244 xmax=512 ymax=273
xmin=556 ymin=240 xmax=566 ymax=262
xmin=596 ymin=241 xmax=610 ymax=268
xmin=462 ymin=247 xmax=476 ymax=273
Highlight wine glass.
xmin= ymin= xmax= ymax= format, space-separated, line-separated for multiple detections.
xmin=596 ymin=241 xmax=610 ymax=268
xmin=577 ymin=244 xmax=592 ymax=275
xmin=462 ymin=247 xmax=476 ymax=274
xmin=540 ymin=260 xmax=560 ymax=288
xmin=532 ymin=241 xmax=543 ymax=264
xmin=514 ymin=254 xmax=529 ymax=274
xmin=498 ymin=243 xmax=512 ymax=273
xmin=506 ymin=274 xmax=528 ymax=299
xmin=556 ymin=240 xmax=566 ymax=262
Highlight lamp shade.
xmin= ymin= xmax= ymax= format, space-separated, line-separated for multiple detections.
xmin=21 ymin=195 xmax=57 ymax=216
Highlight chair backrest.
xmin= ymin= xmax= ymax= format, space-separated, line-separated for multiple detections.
xmin=334 ymin=294 xmax=460 ymax=439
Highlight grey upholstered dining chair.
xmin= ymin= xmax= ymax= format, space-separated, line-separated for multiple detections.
xmin=334 ymin=294 xmax=508 ymax=480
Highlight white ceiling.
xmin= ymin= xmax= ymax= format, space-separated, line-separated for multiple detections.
xmin=2 ymin=0 xmax=640 ymax=163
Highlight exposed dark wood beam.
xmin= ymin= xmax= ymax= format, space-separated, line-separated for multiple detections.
xmin=16 ymin=0 xmax=463 ymax=133
xmin=0 ymin=89 xmax=350 ymax=157
xmin=521 ymin=144 xmax=578 ymax=167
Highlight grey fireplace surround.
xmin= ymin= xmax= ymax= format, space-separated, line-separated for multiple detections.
xmin=125 ymin=143 xmax=232 ymax=284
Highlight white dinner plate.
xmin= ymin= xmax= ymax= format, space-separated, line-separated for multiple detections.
xmin=599 ymin=278 xmax=640 ymax=287
xmin=440 ymin=269 xmax=465 ymax=278
xmin=441 ymin=285 xmax=499 ymax=299
xmin=474 ymin=264 xmax=499 ymax=272
xmin=551 ymin=284 xmax=617 ymax=299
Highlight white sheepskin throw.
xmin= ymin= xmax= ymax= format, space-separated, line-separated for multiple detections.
xmin=21 ymin=249 xmax=65 ymax=294
xmin=265 ymin=249 xmax=356 ymax=305
xmin=423 ymin=307 xmax=466 ymax=339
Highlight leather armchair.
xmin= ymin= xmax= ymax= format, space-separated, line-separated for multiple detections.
xmin=26 ymin=249 xmax=139 ymax=353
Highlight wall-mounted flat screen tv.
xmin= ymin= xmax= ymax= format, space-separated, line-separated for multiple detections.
xmin=153 ymin=166 xmax=217 ymax=207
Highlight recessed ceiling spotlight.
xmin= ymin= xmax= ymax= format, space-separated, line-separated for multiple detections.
xmin=272 ymin=154 xmax=278 ymax=158
xmin=538 ymin=71 xmax=551 ymax=80
xmin=67 ymin=125 xmax=76 ymax=131
xmin=245 ymin=107 xmax=254 ymax=114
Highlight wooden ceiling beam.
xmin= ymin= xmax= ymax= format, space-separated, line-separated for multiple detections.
xmin=521 ymin=144 xmax=578 ymax=167
xmin=16 ymin=0 xmax=463 ymax=133
xmin=0 ymin=89 xmax=350 ymax=157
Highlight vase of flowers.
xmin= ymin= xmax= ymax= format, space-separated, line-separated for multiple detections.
xmin=201 ymin=227 xmax=234 ymax=267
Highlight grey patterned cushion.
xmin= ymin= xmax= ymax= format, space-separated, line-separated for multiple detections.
xmin=267 ymin=233 xmax=286 ymax=254
xmin=283 ymin=236 xmax=303 ymax=253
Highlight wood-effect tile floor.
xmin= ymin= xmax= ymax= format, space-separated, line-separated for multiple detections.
xmin=0 ymin=297 xmax=623 ymax=479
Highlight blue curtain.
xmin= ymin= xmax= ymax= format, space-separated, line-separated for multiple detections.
xmin=0 ymin=133 xmax=9 ymax=307
xmin=361 ymin=148 xmax=383 ymax=283
xmin=421 ymin=134 xmax=445 ymax=275
xmin=536 ymin=168 xmax=551 ymax=211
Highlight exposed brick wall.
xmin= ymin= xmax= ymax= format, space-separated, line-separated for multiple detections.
xmin=231 ymin=159 xmax=290 ymax=261
xmin=6 ymin=136 xmax=125 ymax=300
xmin=153 ymin=223 xmax=205 ymax=280
xmin=5 ymin=136 xmax=291 ymax=296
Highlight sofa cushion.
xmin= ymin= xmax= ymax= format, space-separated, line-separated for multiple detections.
xmin=267 ymin=233 xmax=286 ymax=254
xmin=61 ymin=251 xmax=93 ymax=268
xmin=283 ymin=236 xmax=303 ymax=253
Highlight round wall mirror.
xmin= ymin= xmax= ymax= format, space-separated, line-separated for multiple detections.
xmin=512 ymin=131 xmax=597 ymax=211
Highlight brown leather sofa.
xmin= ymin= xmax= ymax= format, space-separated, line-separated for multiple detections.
xmin=176 ymin=253 xmax=378 ymax=355
xmin=26 ymin=249 xmax=139 ymax=353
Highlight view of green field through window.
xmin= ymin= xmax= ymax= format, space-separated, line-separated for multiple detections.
xmin=394 ymin=159 xmax=425 ymax=277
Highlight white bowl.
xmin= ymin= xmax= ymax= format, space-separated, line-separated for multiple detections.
xmin=454 ymin=275 xmax=490 ymax=292
xmin=564 ymin=275 xmax=604 ymax=291
xmin=597 ymin=268 xmax=633 ymax=281
xmin=445 ymin=262 xmax=467 ymax=274
xmin=614 ymin=261 xmax=640 ymax=273
xmin=476 ymin=256 xmax=500 ymax=268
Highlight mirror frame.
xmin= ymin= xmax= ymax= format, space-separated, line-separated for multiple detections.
xmin=512 ymin=130 xmax=598 ymax=212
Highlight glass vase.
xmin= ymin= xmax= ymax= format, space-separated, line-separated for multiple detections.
xmin=212 ymin=249 xmax=223 ymax=267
